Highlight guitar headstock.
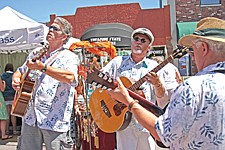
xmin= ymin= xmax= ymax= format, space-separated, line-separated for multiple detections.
xmin=86 ymin=67 xmax=117 ymax=89
xmin=172 ymin=45 xmax=190 ymax=59
xmin=31 ymin=42 xmax=49 ymax=62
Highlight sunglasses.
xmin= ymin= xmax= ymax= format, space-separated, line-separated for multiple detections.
xmin=49 ymin=26 xmax=61 ymax=31
xmin=133 ymin=37 xmax=147 ymax=44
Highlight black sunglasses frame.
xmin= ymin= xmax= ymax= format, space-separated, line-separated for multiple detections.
xmin=133 ymin=37 xmax=147 ymax=44
xmin=49 ymin=26 xmax=61 ymax=31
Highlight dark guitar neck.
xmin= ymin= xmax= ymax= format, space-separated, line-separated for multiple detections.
xmin=127 ymin=89 xmax=167 ymax=148
xmin=129 ymin=56 xmax=174 ymax=91
xmin=127 ymin=89 xmax=164 ymax=116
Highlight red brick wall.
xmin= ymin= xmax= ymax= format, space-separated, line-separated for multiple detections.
xmin=176 ymin=0 xmax=225 ymax=22
xmin=48 ymin=3 xmax=171 ymax=46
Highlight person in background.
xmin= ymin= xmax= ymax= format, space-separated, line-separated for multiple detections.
xmin=12 ymin=17 xmax=79 ymax=150
xmin=107 ymin=17 xmax=225 ymax=149
xmin=101 ymin=28 xmax=179 ymax=150
xmin=1 ymin=63 xmax=17 ymax=135
xmin=150 ymin=56 xmax=183 ymax=108
xmin=0 ymin=78 xmax=13 ymax=140
xmin=151 ymin=56 xmax=182 ymax=84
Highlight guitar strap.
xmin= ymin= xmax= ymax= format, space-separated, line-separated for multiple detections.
xmin=44 ymin=47 xmax=64 ymax=66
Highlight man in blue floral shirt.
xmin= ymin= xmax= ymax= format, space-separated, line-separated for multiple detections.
xmin=107 ymin=17 xmax=225 ymax=150
xmin=100 ymin=28 xmax=179 ymax=150
xmin=12 ymin=17 xmax=78 ymax=150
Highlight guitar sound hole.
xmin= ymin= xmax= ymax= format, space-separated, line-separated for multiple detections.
xmin=113 ymin=103 xmax=126 ymax=116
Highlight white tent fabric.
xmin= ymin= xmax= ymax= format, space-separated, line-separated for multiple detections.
xmin=0 ymin=6 xmax=48 ymax=54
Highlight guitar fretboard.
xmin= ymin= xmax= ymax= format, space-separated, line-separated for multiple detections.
xmin=128 ymin=56 xmax=174 ymax=91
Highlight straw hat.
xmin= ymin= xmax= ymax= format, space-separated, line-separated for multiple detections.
xmin=178 ymin=17 xmax=225 ymax=47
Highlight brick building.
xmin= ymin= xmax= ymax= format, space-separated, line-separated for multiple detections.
xmin=166 ymin=0 xmax=225 ymax=75
xmin=47 ymin=3 xmax=172 ymax=55
xmin=176 ymin=0 xmax=225 ymax=22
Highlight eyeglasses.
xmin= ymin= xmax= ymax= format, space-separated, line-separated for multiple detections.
xmin=133 ymin=37 xmax=147 ymax=44
xmin=49 ymin=26 xmax=61 ymax=31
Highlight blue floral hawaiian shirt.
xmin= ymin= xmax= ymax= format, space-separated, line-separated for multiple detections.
xmin=156 ymin=61 xmax=225 ymax=149
xmin=18 ymin=47 xmax=78 ymax=132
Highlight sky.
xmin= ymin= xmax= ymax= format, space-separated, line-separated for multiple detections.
xmin=0 ymin=0 xmax=163 ymax=23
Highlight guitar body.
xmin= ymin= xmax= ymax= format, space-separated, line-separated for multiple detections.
xmin=89 ymin=76 xmax=134 ymax=133
xmin=11 ymin=78 xmax=36 ymax=117
xmin=11 ymin=43 xmax=49 ymax=117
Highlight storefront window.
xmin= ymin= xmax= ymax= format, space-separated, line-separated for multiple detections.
xmin=201 ymin=0 xmax=220 ymax=5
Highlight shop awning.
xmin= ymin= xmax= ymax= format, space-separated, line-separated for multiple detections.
xmin=81 ymin=23 xmax=133 ymax=47
xmin=177 ymin=22 xmax=197 ymax=39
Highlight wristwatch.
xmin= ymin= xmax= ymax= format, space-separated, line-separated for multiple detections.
xmin=41 ymin=64 xmax=47 ymax=73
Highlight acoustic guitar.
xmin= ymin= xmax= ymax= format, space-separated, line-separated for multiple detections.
xmin=11 ymin=42 xmax=49 ymax=117
xmin=87 ymin=45 xmax=189 ymax=133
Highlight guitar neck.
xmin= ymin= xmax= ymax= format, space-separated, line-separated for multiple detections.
xmin=22 ymin=69 xmax=31 ymax=82
xmin=129 ymin=56 xmax=174 ymax=91
xmin=127 ymin=89 xmax=164 ymax=116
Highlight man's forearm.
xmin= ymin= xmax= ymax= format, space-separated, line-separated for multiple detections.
xmin=43 ymin=65 xmax=76 ymax=84
xmin=130 ymin=102 xmax=161 ymax=141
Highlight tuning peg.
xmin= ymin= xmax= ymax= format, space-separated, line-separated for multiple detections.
xmin=103 ymin=75 xmax=108 ymax=80
xmin=98 ymin=72 xmax=103 ymax=78
xmin=108 ymin=78 xmax=112 ymax=83
xmin=97 ymin=84 xmax=103 ymax=88
xmin=102 ymin=86 xmax=107 ymax=90
xmin=187 ymin=47 xmax=193 ymax=52
xmin=92 ymin=82 xmax=97 ymax=86
xmin=177 ymin=45 xmax=184 ymax=49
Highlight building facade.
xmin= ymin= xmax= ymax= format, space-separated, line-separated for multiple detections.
xmin=166 ymin=0 xmax=225 ymax=75
xmin=47 ymin=3 xmax=172 ymax=55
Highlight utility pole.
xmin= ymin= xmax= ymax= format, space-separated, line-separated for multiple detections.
xmin=159 ymin=0 xmax=163 ymax=8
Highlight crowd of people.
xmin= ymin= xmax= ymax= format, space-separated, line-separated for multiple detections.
xmin=0 ymin=16 xmax=224 ymax=150
xmin=0 ymin=63 xmax=17 ymax=141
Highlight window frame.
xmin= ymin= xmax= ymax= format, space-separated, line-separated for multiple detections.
xmin=201 ymin=0 xmax=221 ymax=5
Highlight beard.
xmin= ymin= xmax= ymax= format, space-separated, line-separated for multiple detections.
xmin=132 ymin=48 xmax=142 ymax=54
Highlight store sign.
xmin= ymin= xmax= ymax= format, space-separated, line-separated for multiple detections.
xmin=89 ymin=37 xmax=121 ymax=45
xmin=149 ymin=49 xmax=165 ymax=57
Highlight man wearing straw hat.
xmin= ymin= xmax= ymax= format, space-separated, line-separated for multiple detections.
xmin=106 ymin=17 xmax=225 ymax=149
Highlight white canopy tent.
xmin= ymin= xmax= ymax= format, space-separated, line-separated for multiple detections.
xmin=0 ymin=6 xmax=48 ymax=73
xmin=0 ymin=6 xmax=48 ymax=54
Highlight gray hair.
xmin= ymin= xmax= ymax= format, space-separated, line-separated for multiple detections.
xmin=196 ymin=38 xmax=225 ymax=59
xmin=54 ymin=17 xmax=72 ymax=44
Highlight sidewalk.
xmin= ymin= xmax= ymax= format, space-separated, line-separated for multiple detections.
xmin=0 ymin=125 xmax=22 ymax=150
xmin=0 ymin=135 xmax=46 ymax=150
xmin=0 ymin=134 xmax=18 ymax=150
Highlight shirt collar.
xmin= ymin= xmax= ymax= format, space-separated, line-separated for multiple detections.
xmin=50 ymin=47 xmax=64 ymax=57
xmin=128 ymin=55 xmax=148 ymax=68
xmin=196 ymin=61 xmax=225 ymax=76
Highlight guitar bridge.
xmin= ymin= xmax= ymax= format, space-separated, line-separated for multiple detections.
xmin=101 ymin=100 xmax=112 ymax=118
